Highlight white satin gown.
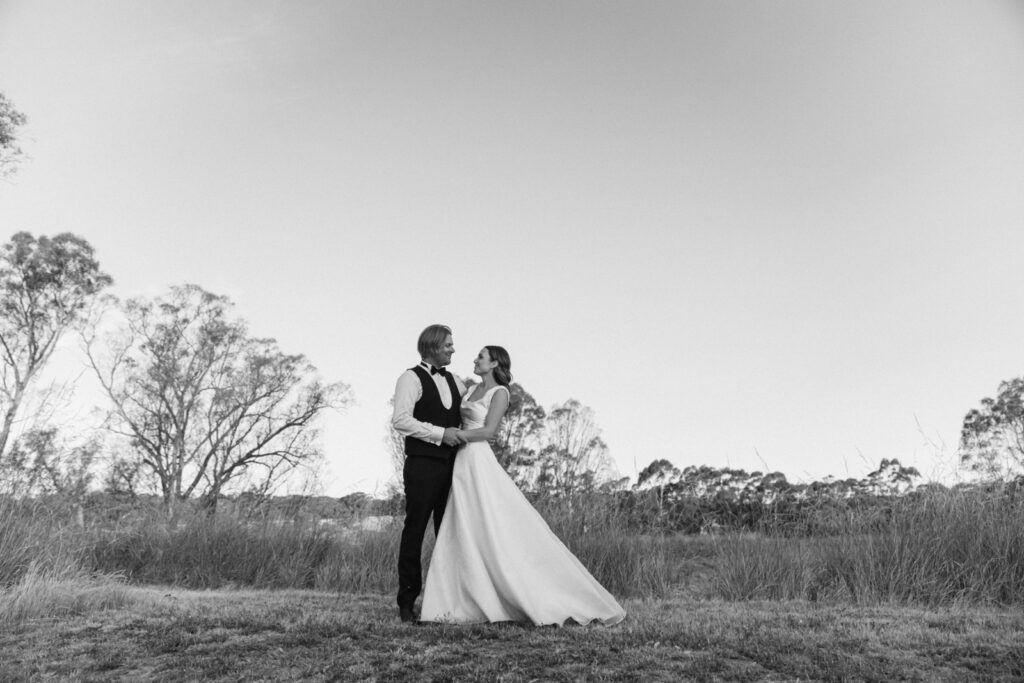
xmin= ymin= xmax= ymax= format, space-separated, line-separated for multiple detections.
xmin=420 ymin=385 xmax=626 ymax=626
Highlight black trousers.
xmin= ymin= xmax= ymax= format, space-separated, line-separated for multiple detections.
xmin=397 ymin=454 xmax=455 ymax=609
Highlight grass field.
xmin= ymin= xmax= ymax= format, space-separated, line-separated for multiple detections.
xmin=2 ymin=585 xmax=1023 ymax=682
xmin=3 ymin=488 xmax=1024 ymax=680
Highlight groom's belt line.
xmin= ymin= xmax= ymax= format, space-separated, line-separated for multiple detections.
xmin=407 ymin=451 xmax=456 ymax=460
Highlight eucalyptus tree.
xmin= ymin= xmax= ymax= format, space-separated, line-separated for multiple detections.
xmin=0 ymin=92 xmax=27 ymax=176
xmin=0 ymin=232 xmax=112 ymax=469
xmin=84 ymin=284 xmax=350 ymax=518
xmin=534 ymin=398 xmax=617 ymax=498
xmin=491 ymin=383 xmax=546 ymax=485
xmin=635 ymin=459 xmax=682 ymax=490
xmin=961 ymin=377 xmax=1024 ymax=479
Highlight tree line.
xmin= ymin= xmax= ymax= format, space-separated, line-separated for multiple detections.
xmin=3 ymin=90 xmax=1024 ymax=525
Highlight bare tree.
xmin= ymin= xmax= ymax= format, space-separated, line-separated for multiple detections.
xmin=84 ymin=284 xmax=350 ymax=518
xmin=0 ymin=232 xmax=112 ymax=471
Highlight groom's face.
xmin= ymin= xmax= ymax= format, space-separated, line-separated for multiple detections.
xmin=431 ymin=335 xmax=455 ymax=367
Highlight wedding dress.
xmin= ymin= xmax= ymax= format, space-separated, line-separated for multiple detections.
xmin=420 ymin=385 xmax=626 ymax=626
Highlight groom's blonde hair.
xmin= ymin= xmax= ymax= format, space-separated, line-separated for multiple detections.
xmin=418 ymin=324 xmax=452 ymax=360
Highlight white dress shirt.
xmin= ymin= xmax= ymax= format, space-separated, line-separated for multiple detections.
xmin=392 ymin=362 xmax=467 ymax=446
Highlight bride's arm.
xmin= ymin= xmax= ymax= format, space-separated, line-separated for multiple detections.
xmin=456 ymin=389 xmax=510 ymax=443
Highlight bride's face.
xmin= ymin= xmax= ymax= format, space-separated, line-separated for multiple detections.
xmin=472 ymin=348 xmax=497 ymax=376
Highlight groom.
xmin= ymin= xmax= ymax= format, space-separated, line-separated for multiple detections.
xmin=392 ymin=324 xmax=466 ymax=622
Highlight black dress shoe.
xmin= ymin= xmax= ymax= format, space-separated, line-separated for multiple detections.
xmin=399 ymin=606 xmax=418 ymax=623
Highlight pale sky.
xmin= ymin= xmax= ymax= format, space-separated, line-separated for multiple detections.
xmin=1 ymin=1 xmax=1023 ymax=495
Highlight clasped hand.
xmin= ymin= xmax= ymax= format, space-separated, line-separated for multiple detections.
xmin=442 ymin=427 xmax=466 ymax=447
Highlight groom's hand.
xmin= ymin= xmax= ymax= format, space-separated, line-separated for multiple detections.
xmin=441 ymin=427 xmax=462 ymax=447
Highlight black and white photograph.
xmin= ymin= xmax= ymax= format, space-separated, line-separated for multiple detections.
xmin=1 ymin=1 xmax=1023 ymax=680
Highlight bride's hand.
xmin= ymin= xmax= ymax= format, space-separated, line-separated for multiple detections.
xmin=456 ymin=430 xmax=468 ymax=444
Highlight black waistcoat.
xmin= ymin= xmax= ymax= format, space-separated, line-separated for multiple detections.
xmin=405 ymin=365 xmax=462 ymax=459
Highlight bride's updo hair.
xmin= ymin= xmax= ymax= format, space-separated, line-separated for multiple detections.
xmin=485 ymin=346 xmax=512 ymax=387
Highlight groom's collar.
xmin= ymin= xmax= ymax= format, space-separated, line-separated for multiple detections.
xmin=420 ymin=361 xmax=446 ymax=376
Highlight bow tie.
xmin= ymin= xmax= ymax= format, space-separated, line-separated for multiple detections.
xmin=430 ymin=366 xmax=447 ymax=376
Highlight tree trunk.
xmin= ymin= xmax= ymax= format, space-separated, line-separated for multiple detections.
xmin=200 ymin=488 xmax=220 ymax=517
xmin=162 ymin=484 xmax=181 ymax=528
xmin=0 ymin=385 xmax=25 ymax=458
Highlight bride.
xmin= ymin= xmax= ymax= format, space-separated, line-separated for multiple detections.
xmin=420 ymin=346 xmax=626 ymax=626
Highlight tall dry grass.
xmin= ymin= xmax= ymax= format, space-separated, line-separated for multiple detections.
xmin=314 ymin=524 xmax=409 ymax=593
xmin=82 ymin=492 xmax=686 ymax=598
xmin=87 ymin=507 xmax=401 ymax=591
xmin=5 ymin=484 xmax=1023 ymax=613
xmin=0 ymin=563 xmax=133 ymax=627
xmin=90 ymin=513 xmax=328 ymax=588
xmin=0 ymin=497 xmax=84 ymax=587
xmin=713 ymin=485 xmax=1024 ymax=605
xmin=0 ymin=498 xmax=134 ymax=627
xmin=535 ymin=493 xmax=704 ymax=596
xmin=81 ymin=494 xmax=677 ymax=597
